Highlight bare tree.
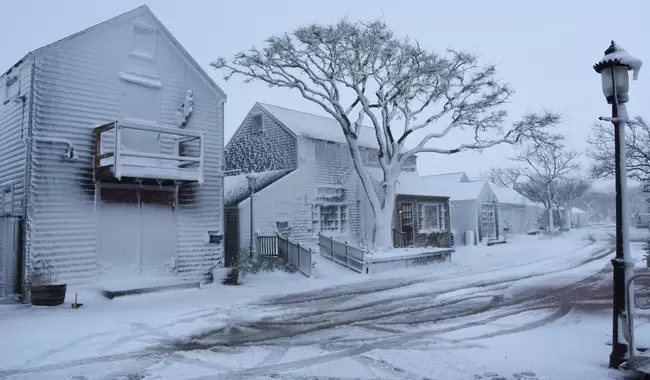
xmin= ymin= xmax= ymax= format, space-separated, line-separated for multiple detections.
xmin=555 ymin=177 xmax=591 ymax=230
xmin=587 ymin=116 xmax=650 ymax=189
xmin=513 ymin=137 xmax=580 ymax=233
xmin=482 ymin=167 xmax=524 ymax=190
xmin=213 ymin=20 xmax=561 ymax=250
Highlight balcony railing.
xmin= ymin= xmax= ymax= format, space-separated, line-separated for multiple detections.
xmin=94 ymin=118 xmax=204 ymax=183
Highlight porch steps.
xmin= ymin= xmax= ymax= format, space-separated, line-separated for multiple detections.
xmin=98 ymin=279 xmax=200 ymax=300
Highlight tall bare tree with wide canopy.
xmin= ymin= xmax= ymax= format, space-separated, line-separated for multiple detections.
xmin=513 ymin=137 xmax=580 ymax=232
xmin=587 ymin=116 xmax=650 ymax=190
xmin=213 ymin=20 xmax=561 ymax=250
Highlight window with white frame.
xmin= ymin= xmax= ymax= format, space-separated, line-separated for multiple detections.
xmin=314 ymin=141 xmax=338 ymax=161
xmin=315 ymin=141 xmax=327 ymax=161
xmin=251 ymin=114 xmax=264 ymax=134
xmin=418 ymin=203 xmax=445 ymax=233
xmin=312 ymin=204 xmax=348 ymax=234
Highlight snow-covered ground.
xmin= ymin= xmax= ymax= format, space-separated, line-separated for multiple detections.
xmin=1 ymin=227 xmax=649 ymax=379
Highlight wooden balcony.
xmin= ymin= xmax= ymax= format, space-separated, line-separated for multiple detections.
xmin=93 ymin=119 xmax=204 ymax=184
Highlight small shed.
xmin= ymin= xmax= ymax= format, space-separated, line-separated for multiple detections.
xmin=422 ymin=174 xmax=498 ymax=245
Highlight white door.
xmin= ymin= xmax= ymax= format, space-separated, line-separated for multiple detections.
xmin=98 ymin=187 xmax=140 ymax=276
xmin=139 ymin=189 xmax=177 ymax=276
xmin=0 ymin=217 xmax=21 ymax=298
xmin=98 ymin=187 xmax=176 ymax=277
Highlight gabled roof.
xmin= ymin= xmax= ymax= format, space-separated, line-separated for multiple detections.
xmin=367 ymin=168 xmax=448 ymax=198
xmin=437 ymin=180 xmax=487 ymax=201
xmin=422 ymin=172 xmax=470 ymax=183
xmin=257 ymin=103 xmax=381 ymax=149
xmin=224 ymin=169 xmax=293 ymax=206
xmin=3 ymin=5 xmax=226 ymax=100
xmin=486 ymin=182 xmax=528 ymax=205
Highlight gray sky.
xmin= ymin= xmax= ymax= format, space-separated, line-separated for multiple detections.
xmin=3 ymin=0 xmax=648 ymax=188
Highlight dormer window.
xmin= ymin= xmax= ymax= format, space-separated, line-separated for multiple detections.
xmin=251 ymin=114 xmax=264 ymax=134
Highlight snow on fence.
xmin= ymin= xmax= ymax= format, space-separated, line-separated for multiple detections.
xmin=257 ymin=234 xmax=312 ymax=277
xmin=318 ymin=234 xmax=366 ymax=273
xmin=257 ymin=235 xmax=280 ymax=257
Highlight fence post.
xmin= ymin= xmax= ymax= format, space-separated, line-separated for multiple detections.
xmin=329 ymin=236 xmax=334 ymax=259
xmin=285 ymin=237 xmax=290 ymax=261
xmin=297 ymin=242 xmax=301 ymax=270
xmin=345 ymin=241 xmax=350 ymax=269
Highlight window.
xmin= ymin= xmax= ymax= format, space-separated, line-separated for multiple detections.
xmin=276 ymin=220 xmax=291 ymax=236
xmin=251 ymin=114 xmax=264 ymax=134
xmin=3 ymin=74 xmax=20 ymax=104
xmin=316 ymin=186 xmax=345 ymax=202
xmin=418 ymin=203 xmax=445 ymax=232
xmin=312 ymin=204 xmax=348 ymax=234
xmin=131 ymin=22 xmax=158 ymax=62
xmin=276 ymin=221 xmax=289 ymax=229
xmin=314 ymin=141 xmax=338 ymax=161
xmin=364 ymin=149 xmax=379 ymax=165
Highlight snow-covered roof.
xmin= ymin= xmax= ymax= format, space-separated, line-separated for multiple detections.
xmin=367 ymin=168 xmax=447 ymax=198
xmin=439 ymin=180 xmax=487 ymax=201
xmin=258 ymin=103 xmax=382 ymax=149
xmin=572 ymin=207 xmax=588 ymax=214
xmin=367 ymin=169 xmax=483 ymax=201
xmin=1 ymin=6 xmax=226 ymax=100
xmin=224 ymin=170 xmax=293 ymax=206
xmin=594 ymin=42 xmax=643 ymax=80
xmin=422 ymin=172 xmax=469 ymax=183
xmin=485 ymin=182 xmax=528 ymax=205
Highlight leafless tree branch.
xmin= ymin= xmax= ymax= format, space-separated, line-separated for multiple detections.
xmin=587 ymin=116 xmax=650 ymax=188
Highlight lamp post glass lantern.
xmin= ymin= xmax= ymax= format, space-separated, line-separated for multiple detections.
xmin=593 ymin=40 xmax=643 ymax=369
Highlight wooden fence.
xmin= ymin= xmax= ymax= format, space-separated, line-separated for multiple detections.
xmin=257 ymin=234 xmax=312 ymax=277
xmin=318 ymin=234 xmax=366 ymax=273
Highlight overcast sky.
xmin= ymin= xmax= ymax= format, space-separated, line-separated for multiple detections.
xmin=2 ymin=0 xmax=648 ymax=188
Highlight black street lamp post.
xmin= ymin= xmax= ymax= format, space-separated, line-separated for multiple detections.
xmin=593 ymin=40 xmax=643 ymax=369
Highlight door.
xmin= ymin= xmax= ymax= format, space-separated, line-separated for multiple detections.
xmin=139 ymin=189 xmax=177 ymax=275
xmin=224 ymin=207 xmax=239 ymax=267
xmin=400 ymin=202 xmax=414 ymax=246
xmin=0 ymin=217 xmax=22 ymax=298
xmin=480 ymin=203 xmax=496 ymax=239
xmin=98 ymin=187 xmax=140 ymax=275
xmin=98 ymin=186 xmax=177 ymax=277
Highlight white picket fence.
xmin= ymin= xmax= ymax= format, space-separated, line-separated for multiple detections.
xmin=317 ymin=234 xmax=366 ymax=273
xmin=257 ymin=234 xmax=312 ymax=277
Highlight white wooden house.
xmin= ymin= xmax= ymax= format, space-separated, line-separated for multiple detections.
xmin=0 ymin=6 xmax=226 ymax=301
xmin=571 ymin=207 xmax=589 ymax=228
xmin=485 ymin=182 xmax=541 ymax=234
xmin=223 ymin=103 xmax=452 ymax=262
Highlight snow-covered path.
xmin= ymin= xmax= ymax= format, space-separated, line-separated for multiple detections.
xmin=0 ymin=229 xmax=648 ymax=380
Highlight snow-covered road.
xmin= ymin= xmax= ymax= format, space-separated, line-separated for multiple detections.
xmin=1 ymin=229 xmax=648 ymax=380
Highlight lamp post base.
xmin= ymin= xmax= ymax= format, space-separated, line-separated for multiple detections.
xmin=610 ymin=342 xmax=628 ymax=369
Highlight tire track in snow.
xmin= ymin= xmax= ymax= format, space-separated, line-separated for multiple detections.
xmin=165 ymin=245 xmax=613 ymax=351
xmin=178 ymin=304 xmax=571 ymax=380
xmin=0 ymin=243 xmax=613 ymax=378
